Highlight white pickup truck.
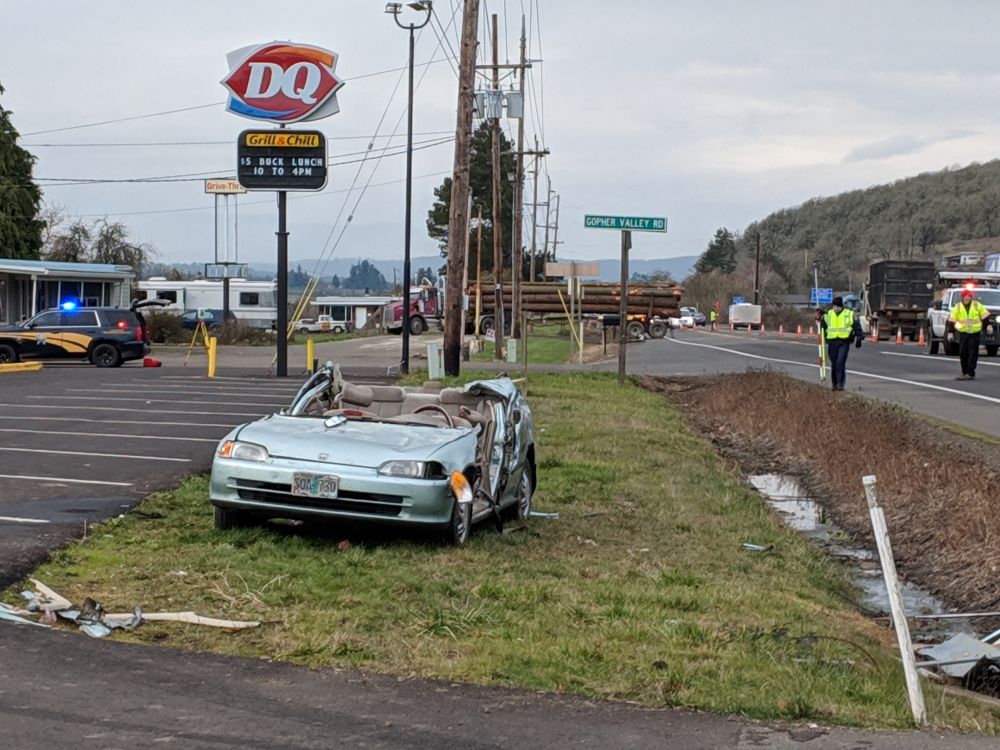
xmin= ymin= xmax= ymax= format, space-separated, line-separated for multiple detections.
xmin=925 ymin=273 xmax=1000 ymax=356
xmin=294 ymin=314 xmax=352 ymax=334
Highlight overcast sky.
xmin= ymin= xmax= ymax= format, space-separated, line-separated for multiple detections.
xmin=3 ymin=1 xmax=999 ymax=270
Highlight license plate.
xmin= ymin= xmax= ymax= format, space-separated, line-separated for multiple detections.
xmin=291 ymin=473 xmax=339 ymax=499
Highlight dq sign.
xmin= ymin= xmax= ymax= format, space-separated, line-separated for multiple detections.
xmin=221 ymin=42 xmax=344 ymax=123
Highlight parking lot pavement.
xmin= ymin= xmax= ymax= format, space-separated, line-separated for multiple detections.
xmin=0 ymin=365 xmax=305 ymax=588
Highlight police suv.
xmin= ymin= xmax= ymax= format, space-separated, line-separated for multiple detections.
xmin=926 ymin=272 xmax=1000 ymax=356
xmin=0 ymin=300 xmax=163 ymax=367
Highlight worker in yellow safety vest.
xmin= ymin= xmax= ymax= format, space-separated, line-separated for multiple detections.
xmin=948 ymin=288 xmax=991 ymax=380
xmin=820 ymin=296 xmax=863 ymax=391
xmin=709 ymin=309 xmax=718 ymax=331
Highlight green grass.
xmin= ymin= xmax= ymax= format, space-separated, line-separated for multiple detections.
xmin=471 ymin=324 xmax=573 ymax=364
xmin=9 ymin=373 xmax=997 ymax=731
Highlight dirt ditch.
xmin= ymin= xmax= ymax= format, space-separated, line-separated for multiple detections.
xmin=644 ymin=371 xmax=1000 ymax=615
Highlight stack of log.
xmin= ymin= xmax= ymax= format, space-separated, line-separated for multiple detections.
xmin=469 ymin=281 xmax=684 ymax=317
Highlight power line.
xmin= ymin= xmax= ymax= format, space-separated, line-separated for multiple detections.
xmin=22 ymin=132 xmax=454 ymax=148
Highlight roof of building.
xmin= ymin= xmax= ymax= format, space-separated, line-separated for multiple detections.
xmin=0 ymin=258 xmax=135 ymax=278
xmin=314 ymin=295 xmax=398 ymax=306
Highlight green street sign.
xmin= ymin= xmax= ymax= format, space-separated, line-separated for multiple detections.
xmin=584 ymin=214 xmax=667 ymax=233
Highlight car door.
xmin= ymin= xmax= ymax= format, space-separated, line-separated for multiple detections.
xmin=54 ymin=309 xmax=100 ymax=358
xmin=20 ymin=311 xmax=64 ymax=359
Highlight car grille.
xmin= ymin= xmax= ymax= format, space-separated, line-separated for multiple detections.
xmin=233 ymin=479 xmax=404 ymax=517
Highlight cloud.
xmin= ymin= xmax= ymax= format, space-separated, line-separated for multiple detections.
xmin=843 ymin=130 xmax=977 ymax=163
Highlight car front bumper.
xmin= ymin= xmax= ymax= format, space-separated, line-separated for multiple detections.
xmin=210 ymin=456 xmax=455 ymax=526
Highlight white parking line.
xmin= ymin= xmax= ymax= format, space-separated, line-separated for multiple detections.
xmin=0 ymin=446 xmax=191 ymax=462
xmin=0 ymin=403 xmax=268 ymax=417
xmin=0 ymin=428 xmax=217 ymax=443
xmin=880 ymin=351 xmax=1000 ymax=367
xmin=26 ymin=395 xmax=286 ymax=407
xmin=98 ymin=384 xmax=299 ymax=396
xmin=664 ymin=337 xmax=1000 ymax=405
xmin=0 ymin=516 xmax=50 ymax=525
xmin=91 ymin=388 xmax=295 ymax=399
xmin=0 ymin=415 xmax=236 ymax=428
xmin=159 ymin=375 xmax=303 ymax=386
xmin=0 ymin=474 xmax=132 ymax=487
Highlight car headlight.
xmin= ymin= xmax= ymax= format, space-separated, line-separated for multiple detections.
xmin=217 ymin=440 xmax=269 ymax=462
xmin=378 ymin=460 xmax=426 ymax=478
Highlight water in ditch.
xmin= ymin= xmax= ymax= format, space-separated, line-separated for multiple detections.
xmin=748 ymin=473 xmax=970 ymax=641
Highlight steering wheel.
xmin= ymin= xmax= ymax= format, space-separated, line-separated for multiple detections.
xmin=414 ymin=404 xmax=456 ymax=428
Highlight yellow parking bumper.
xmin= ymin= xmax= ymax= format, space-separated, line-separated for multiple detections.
xmin=0 ymin=362 xmax=44 ymax=373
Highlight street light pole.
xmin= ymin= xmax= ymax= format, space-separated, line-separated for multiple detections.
xmin=388 ymin=1 xmax=432 ymax=375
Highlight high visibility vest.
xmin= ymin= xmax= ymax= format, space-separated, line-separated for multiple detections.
xmin=709 ymin=310 xmax=717 ymax=321
xmin=950 ymin=300 xmax=988 ymax=334
xmin=824 ymin=308 xmax=854 ymax=339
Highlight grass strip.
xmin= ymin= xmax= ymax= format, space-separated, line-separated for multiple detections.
xmin=11 ymin=373 xmax=996 ymax=730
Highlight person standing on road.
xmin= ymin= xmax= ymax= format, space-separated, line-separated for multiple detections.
xmin=709 ymin=308 xmax=718 ymax=331
xmin=949 ymin=288 xmax=991 ymax=381
xmin=820 ymin=296 xmax=862 ymax=391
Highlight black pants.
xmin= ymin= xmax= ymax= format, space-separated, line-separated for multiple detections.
xmin=827 ymin=339 xmax=851 ymax=389
xmin=960 ymin=332 xmax=980 ymax=376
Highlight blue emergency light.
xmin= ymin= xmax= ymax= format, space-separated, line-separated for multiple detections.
xmin=60 ymin=300 xmax=78 ymax=311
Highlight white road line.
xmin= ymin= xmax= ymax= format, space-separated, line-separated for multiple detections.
xmin=880 ymin=351 xmax=1000 ymax=368
xmin=158 ymin=375 xmax=303 ymax=386
xmin=98 ymin=384 xmax=299 ymax=396
xmin=26 ymin=395 xmax=286 ymax=406
xmin=664 ymin=337 xmax=1000 ymax=406
xmin=0 ymin=516 xmax=50 ymax=525
xmin=0 ymin=403 xmax=267 ymax=417
xmin=0 ymin=474 xmax=132 ymax=487
xmin=0 ymin=415 xmax=235 ymax=428
xmin=90 ymin=388 xmax=294 ymax=399
xmin=0 ymin=446 xmax=191 ymax=462
xmin=0 ymin=428 xmax=217 ymax=443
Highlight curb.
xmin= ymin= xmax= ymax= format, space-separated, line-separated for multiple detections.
xmin=0 ymin=361 xmax=44 ymax=374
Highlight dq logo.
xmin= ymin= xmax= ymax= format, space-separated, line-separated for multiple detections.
xmin=222 ymin=42 xmax=344 ymax=123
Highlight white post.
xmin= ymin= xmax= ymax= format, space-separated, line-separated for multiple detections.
xmin=862 ymin=475 xmax=927 ymax=726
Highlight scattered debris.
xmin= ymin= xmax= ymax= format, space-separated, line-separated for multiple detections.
xmin=741 ymin=542 xmax=774 ymax=553
xmin=336 ymin=539 xmax=352 ymax=552
xmin=530 ymin=510 xmax=559 ymax=519
xmin=2 ymin=579 xmax=261 ymax=639
xmin=918 ymin=634 xmax=1000 ymax=679
xmin=963 ymin=657 xmax=1000 ymax=698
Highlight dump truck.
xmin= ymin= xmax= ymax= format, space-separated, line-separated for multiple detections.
xmin=863 ymin=260 xmax=936 ymax=341
xmin=383 ymin=279 xmax=684 ymax=339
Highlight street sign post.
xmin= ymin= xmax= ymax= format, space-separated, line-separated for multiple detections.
xmin=584 ymin=215 xmax=667 ymax=233
xmin=811 ymin=287 xmax=834 ymax=306
xmin=584 ymin=212 xmax=668 ymax=384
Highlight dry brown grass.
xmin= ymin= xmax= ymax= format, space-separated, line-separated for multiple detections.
xmin=649 ymin=372 xmax=1000 ymax=613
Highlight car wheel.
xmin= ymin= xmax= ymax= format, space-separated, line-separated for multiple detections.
xmin=926 ymin=328 xmax=939 ymax=355
xmin=502 ymin=464 xmax=534 ymax=522
xmin=988 ymin=346 xmax=999 ymax=357
xmin=91 ymin=342 xmax=122 ymax=368
xmin=625 ymin=320 xmax=645 ymax=339
xmin=333 ymin=325 xmax=345 ymax=334
xmin=442 ymin=500 xmax=472 ymax=546
xmin=298 ymin=327 xmax=309 ymax=334
xmin=409 ymin=316 xmax=425 ymax=336
xmin=647 ymin=321 xmax=668 ymax=339
xmin=0 ymin=344 xmax=18 ymax=364
xmin=214 ymin=505 xmax=252 ymax=530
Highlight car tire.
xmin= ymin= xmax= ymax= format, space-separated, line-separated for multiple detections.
xmin=479 ymin=317 xmax=495 ymax=336
xmin=298 ymin=327 xmax=309 ymax=334
xmin=988 ymin=346 xmax=999 ymax=357
xmin=442 ymin=500 xmax=472 ymax=546
xmin=502 ymin=464 xmax=534 ymax=522
xmin=214 ymin=505 xmax=252 ymax=531
xmin=647 ymin=321 xmax=668 ymax=339
xmin=91 ymin=342 xmax=122 ymax=368
xmin=625 ymin=320 xmax=645 ymax=339
xmin=0 ymin=344 xmax=19 ymax=364
xmin=926 ymin=328 xmax=939 ymax=355
xmin=333 ymin=325 xmax=345 ymax=334
xmin=409 ymin=316 xmax=426 ymax=336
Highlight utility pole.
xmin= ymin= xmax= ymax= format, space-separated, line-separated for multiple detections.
xmin=475 ymin=210 xmax=483 ymax=337
xmin=754 ymin=232 xmax=761 ymax=305
xmin=530 ymin=142 xmax=540 ymax=282
xmin=490 ymin=13 xmax=505 ymax=360
xmin=551 ymin=193 xmax=560 ymax=262
xmin=443 ymin=0 xmax=480 ymax=376
xmin=511 ymin=15 xmax=527 ymax=340
xmin=542 ymin=176 xmax=551 ymax=263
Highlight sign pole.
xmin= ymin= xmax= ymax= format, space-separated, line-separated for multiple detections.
xmin=618 ymin=230 xmax=631 ymax=385
xmin=277 ymin=191 xmax=288 ymax=377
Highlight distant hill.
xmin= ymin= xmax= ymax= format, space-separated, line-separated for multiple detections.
xmin=730 ymin=159 xmax=1000 ymax=292
xmin=146 ymin=255 xmax=698 ymax=286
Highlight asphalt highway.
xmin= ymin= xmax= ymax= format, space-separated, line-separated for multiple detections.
xmin=613 ymin=327 xmax=1000 ymax=439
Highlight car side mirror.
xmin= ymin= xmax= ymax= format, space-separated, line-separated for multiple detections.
xmin=933 ymin=300 xmax=943 ymax=311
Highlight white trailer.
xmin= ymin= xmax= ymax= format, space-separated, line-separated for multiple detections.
xmin=728 ymin=303 xmax=762 ymax=329
xmin=136 ymin=278 xmax=277 ymax=329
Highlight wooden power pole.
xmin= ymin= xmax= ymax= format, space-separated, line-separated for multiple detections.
xmin=511 ymin=15 xmax=527 ymax=340
xmin=490 ymin=13 xmax=505 ymax=360
xmin=443 ymin=0 xmax=480 ymax=376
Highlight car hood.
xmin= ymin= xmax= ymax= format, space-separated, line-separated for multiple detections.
xmin=234 ymin=415 xmax=474 ymax=468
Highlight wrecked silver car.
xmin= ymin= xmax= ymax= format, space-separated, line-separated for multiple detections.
xmin=209 ymin=365 xmax=536 ymax=544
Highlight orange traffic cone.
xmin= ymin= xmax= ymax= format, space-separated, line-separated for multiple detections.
xmin=796 ymin=324 xmax=803 ymax=338
xmin=895 ymin=327 xmax=903 ymax=345
xmin=760 ymin=323 xmax=766 ymax=336
xmin=778 ymin=324 xmax=784 ymax=336
xmin=917 ymin=326 xmax=926 ymax=347
xmin=870 ymin=325 xmax=878 ymax=343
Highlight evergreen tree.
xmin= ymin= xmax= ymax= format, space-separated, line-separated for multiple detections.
xmin=695 ymin=228 xmax=738 ymax=274
xmin=426 ymin=123 xmax=516 ymax=274
xmin=0 ymin=82 xmax=44 ymax=259
xmin=345 ymin=260 xmax=388 ymax=290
